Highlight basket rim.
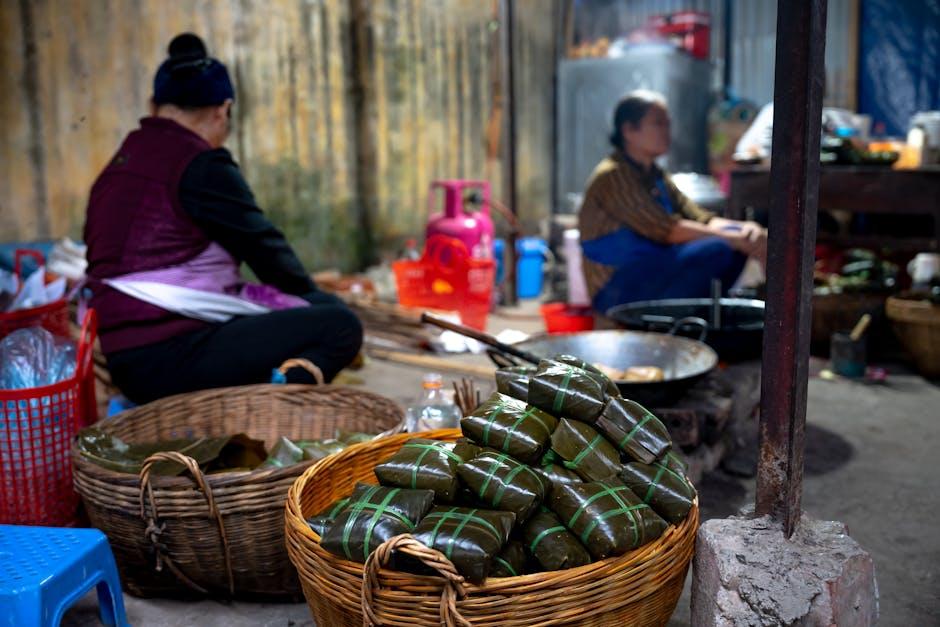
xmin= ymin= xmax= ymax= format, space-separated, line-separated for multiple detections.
xmin=72 ymin=382 xmax=405 ymax=488
xmin=285 ymin=428 xmax=699 ymax=592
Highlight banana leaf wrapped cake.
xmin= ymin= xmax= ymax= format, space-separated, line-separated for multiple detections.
xmin=374 ymin=439 xmax=481 ymax=502
xmin=461 ymin=392 xmax=558 ymax=464
xmin=619 ymin=460 xmax=696 ymax=525
xmin=320 ymin=483 xmax=435 ymax=562
xmin=532 ymin=463 xmax=583 ymax=495
xmin=457 ymin=450 xmax=546 ymax=523
xmin=490 ymin=540 xmax=528 ymax=578
xmin=527 ymin=360 xmax=606 ymax=423
xmin=550 ymin=418 xmax=622 ymax=482
xmin=521 ymin=507 xmax=592 ymax=571
xmin=412 ymin=506 xmax=516 ymax=583
xmin=306 ymin=496 xmax=353 ymax=536
xmin=554 ymin=355 xmax=620 ymax=397
xmin=595 ymin=397 xmax=672 ymax=464
xmin=550 ymin=478 xmax=668 ymax=559
xmin=495 ymin=366 xmax=536 ymax=401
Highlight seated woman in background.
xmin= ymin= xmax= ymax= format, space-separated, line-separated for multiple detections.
xmin=83 ymin=34 xmax=362 ymax=404
xmin=579 ymin=90 xmax=767 ymax=315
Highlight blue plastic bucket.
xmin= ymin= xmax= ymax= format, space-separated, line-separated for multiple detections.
xmin=516 ymin=237 xmax=547 ymax=299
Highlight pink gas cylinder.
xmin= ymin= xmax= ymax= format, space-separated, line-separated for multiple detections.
xmin=425 ymin=180 xmax=494 ymax=258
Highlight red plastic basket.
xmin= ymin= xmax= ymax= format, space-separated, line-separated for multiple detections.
xmin=540 ymin=302 xmax=596 ymax=334
xmin=0 ymin=249 xmax=69 ymax=340
xmin=393 ymin=236 xmax=496 ymax=331
xmin=0 ymin=309 xmax=97 ymax=526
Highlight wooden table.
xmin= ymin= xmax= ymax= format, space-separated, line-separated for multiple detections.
xmin=728 ymin=166 xmax=940 ymax=251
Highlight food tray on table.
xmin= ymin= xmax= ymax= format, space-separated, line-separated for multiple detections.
xmin=72 ymin=364 xmax=404 ymax=599
xmin=285 ymin=429 xmax=698 ymax=627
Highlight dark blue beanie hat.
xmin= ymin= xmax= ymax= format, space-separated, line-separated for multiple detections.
xmin=152 ymin=33 xmax=235 ymax=107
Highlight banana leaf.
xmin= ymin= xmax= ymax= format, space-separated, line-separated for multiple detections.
xmin=527 ymin=360 xmax=606 ymax=423
xmin=550 ymin=478 xmax=668 ymax=559
xmin=320 ymin=483 xmax=435 ymax=563
xmin=495 ymin=366 xmax=536 ymax=401
xmin=619 ymin=459 xmax=696 ymax=525
xmin=549 ymin=418 xmax=622 ymax=482
xmin=457 ymin=450 xmax=546 ymax=523
xmin=595 ymin=398 xmax=672 ymax=464
xmin=461 ymin=392 xmax=558 ymax=464
xmin=532 ymin=463 xmax=583 ymax=496
xmin=554 ymin=354 xmax=620 ymax=397
xmin=260 ymin=436 xmax=305 ymax=469
xmin=300 ymin=439 xmax=347 ymax=462
xmin=522 ymin=507 xmax=592 ymax=571
xmin=336 ymin=431 xmax=375 ymax=445
xmin=306 ymin=496 xmax=353 ymax=536
xmin=412 ymin=506 xmax=515 ymax=583
xmin=374 ymin=439 xmax=480 ymax=502
xmin=76 ymin=428 xmax=267 ymax=475
xmin=490 ymin=540 xmax=527 ymax=578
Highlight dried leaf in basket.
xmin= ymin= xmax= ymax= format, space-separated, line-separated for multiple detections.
xmin=549 ymin=418 xmax=622 ymax=482
xmin=457 ymin=450 xmax=546 ymax=524
xmin=595 ymin=398 xmax=672 ymax=464
xmin=490 ymin=540 xmax=527 ymax=578
xmin=619 ymin=460 xmax=696 ymax=525
xmin=522 ymin=507 xmax=592 ymax=572
xmin=527 ymin=360 xmax=606 ymax=423
xmin=532 ymin=463 xmax=584 ymax=496
xmin=495 ymin=366 xmax=537 ymax=401
xmin=412 ymin=506 xmax=515 ymax=583
xmin=550 ymin=478 xmax=668 ymax=560
xmin=320 ymin=483 xmax=435 ymax=563
xmin=374 ymin=439 xmax=480 ymax=502
xmin=461 ymin=392 xmax=558 ymax=464
xmin=306 ymin=496 xmax=353 ymax=536
xmin=554 ymin=354 xmax=620 ymax=397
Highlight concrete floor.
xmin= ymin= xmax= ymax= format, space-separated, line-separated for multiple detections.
xmin=62 ymin=309 xmax=940 ymax=627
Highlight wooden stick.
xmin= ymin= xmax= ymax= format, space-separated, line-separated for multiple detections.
xmin=849 ymin=313 xmax=872 ymax=342
xmin=368 ymin=348 xmax=496 ymax=379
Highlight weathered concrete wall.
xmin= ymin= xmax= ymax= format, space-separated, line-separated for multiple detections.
xmin=0 ymin=0 xmax=556 ymax=271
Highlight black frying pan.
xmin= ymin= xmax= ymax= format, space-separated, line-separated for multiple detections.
xmin=422 ymin=314 xmax=717 ymax=407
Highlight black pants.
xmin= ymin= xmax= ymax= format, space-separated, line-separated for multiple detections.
xmin=107 ymin=295 xmax=363 ymax=404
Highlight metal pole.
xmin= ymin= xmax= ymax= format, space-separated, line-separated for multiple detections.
xmin=755 ymin=0 xmax=827 ymax=538
xmin=501 ymin=0 xmax=519 ymax=307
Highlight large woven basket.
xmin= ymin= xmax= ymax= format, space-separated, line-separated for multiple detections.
xmin=285 ymin=430 xmax=698 ymax=627
xmin=886 ymin=294 xmax=940 ymax=378
xmin=73 ymin=370 xmax=404 ymax=599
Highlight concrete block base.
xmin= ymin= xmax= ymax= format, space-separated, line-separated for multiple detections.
xmin=692 ymin=512 xmax=878 ymax=626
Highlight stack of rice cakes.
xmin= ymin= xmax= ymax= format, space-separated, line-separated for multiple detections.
xmin=310 ymin=355 xmax=696 ymax=583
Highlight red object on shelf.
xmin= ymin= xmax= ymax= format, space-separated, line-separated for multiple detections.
xmin=393 ymin=236 xmax=496 ymax=331
xmin=648 ymin=11 xmax=711 ymax=60
xmin=0 ymin=249 xmax=69 ymax=340
xmin=0 ymin=309 xmax=97 ymax=526
xmin=540 ymin=302 xmax=595 ymax=334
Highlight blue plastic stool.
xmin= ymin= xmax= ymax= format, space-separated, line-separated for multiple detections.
xmin=0 ymin=525 xmax=129 ymax=627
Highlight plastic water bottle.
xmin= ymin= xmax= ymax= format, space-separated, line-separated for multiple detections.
xmin=405 ymin=373 xmax=462 ymax=432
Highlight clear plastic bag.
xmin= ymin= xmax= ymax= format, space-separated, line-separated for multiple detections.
xmin=0 ymin=327 xmax=77 ymax=389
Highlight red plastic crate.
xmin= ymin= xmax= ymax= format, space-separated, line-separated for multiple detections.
xmin=0 ymin=310 xmax=96 ymax=526
xmin=393 ymin=236 xmax=495 ymax=331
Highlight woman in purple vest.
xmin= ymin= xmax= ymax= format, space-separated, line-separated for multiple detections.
xmin=84 ymin=34 xmax=363 ymax=404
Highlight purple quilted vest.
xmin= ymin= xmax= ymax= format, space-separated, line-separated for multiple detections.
xmin=84 ymin=117 xmax=212 ymax=353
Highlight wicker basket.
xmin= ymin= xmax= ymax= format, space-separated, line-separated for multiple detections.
xmin=73 ymin=369 xmax=404 ymax=599
xmin=886 ymin=295 xmax=940 ymax=378
xmin=285 ymin=430 xmax=698 ymax=627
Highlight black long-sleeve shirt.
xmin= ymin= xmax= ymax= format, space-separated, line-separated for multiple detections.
xmin=179 ymin=148 xmax=318 ymax=296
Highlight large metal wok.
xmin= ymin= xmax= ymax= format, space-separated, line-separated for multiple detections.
xmin=421 ymin=314 xmax=717 ymax=407
xmin=514 ymin=330 xmax=718 ymax=407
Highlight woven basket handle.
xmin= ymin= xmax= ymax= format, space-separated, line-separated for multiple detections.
xmin=138 ymin=451 xmax=235 ymax=597
xmin=362 ymin=534 xmax=470 ymax=627
xmin=278 ymin=358 xmax=325 ymax=385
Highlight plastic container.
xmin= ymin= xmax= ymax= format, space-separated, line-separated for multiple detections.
xmin=830 ymin=331 xmax=866 ymax=378
xmin=425 ymin=180 xmax=494 ymax=259
xmin=0 ymin=250 xmax=69 ymax=341
xmin=648 ymin=11 xmax=711 ymax=60
xmin=516 ymin=237 xmax=548 ymax=299
xmin=393 ymin=236 xmax=495 ymax=331
xmin=540 ymin=302 xmax=595 ymax=334
xmin=404 ymin=373 xmax=462 ymax=432
xmin=0 ymin=309 xmax=97 ymax=526
xmin=563 ymin=229 xmax=590 ymax=306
